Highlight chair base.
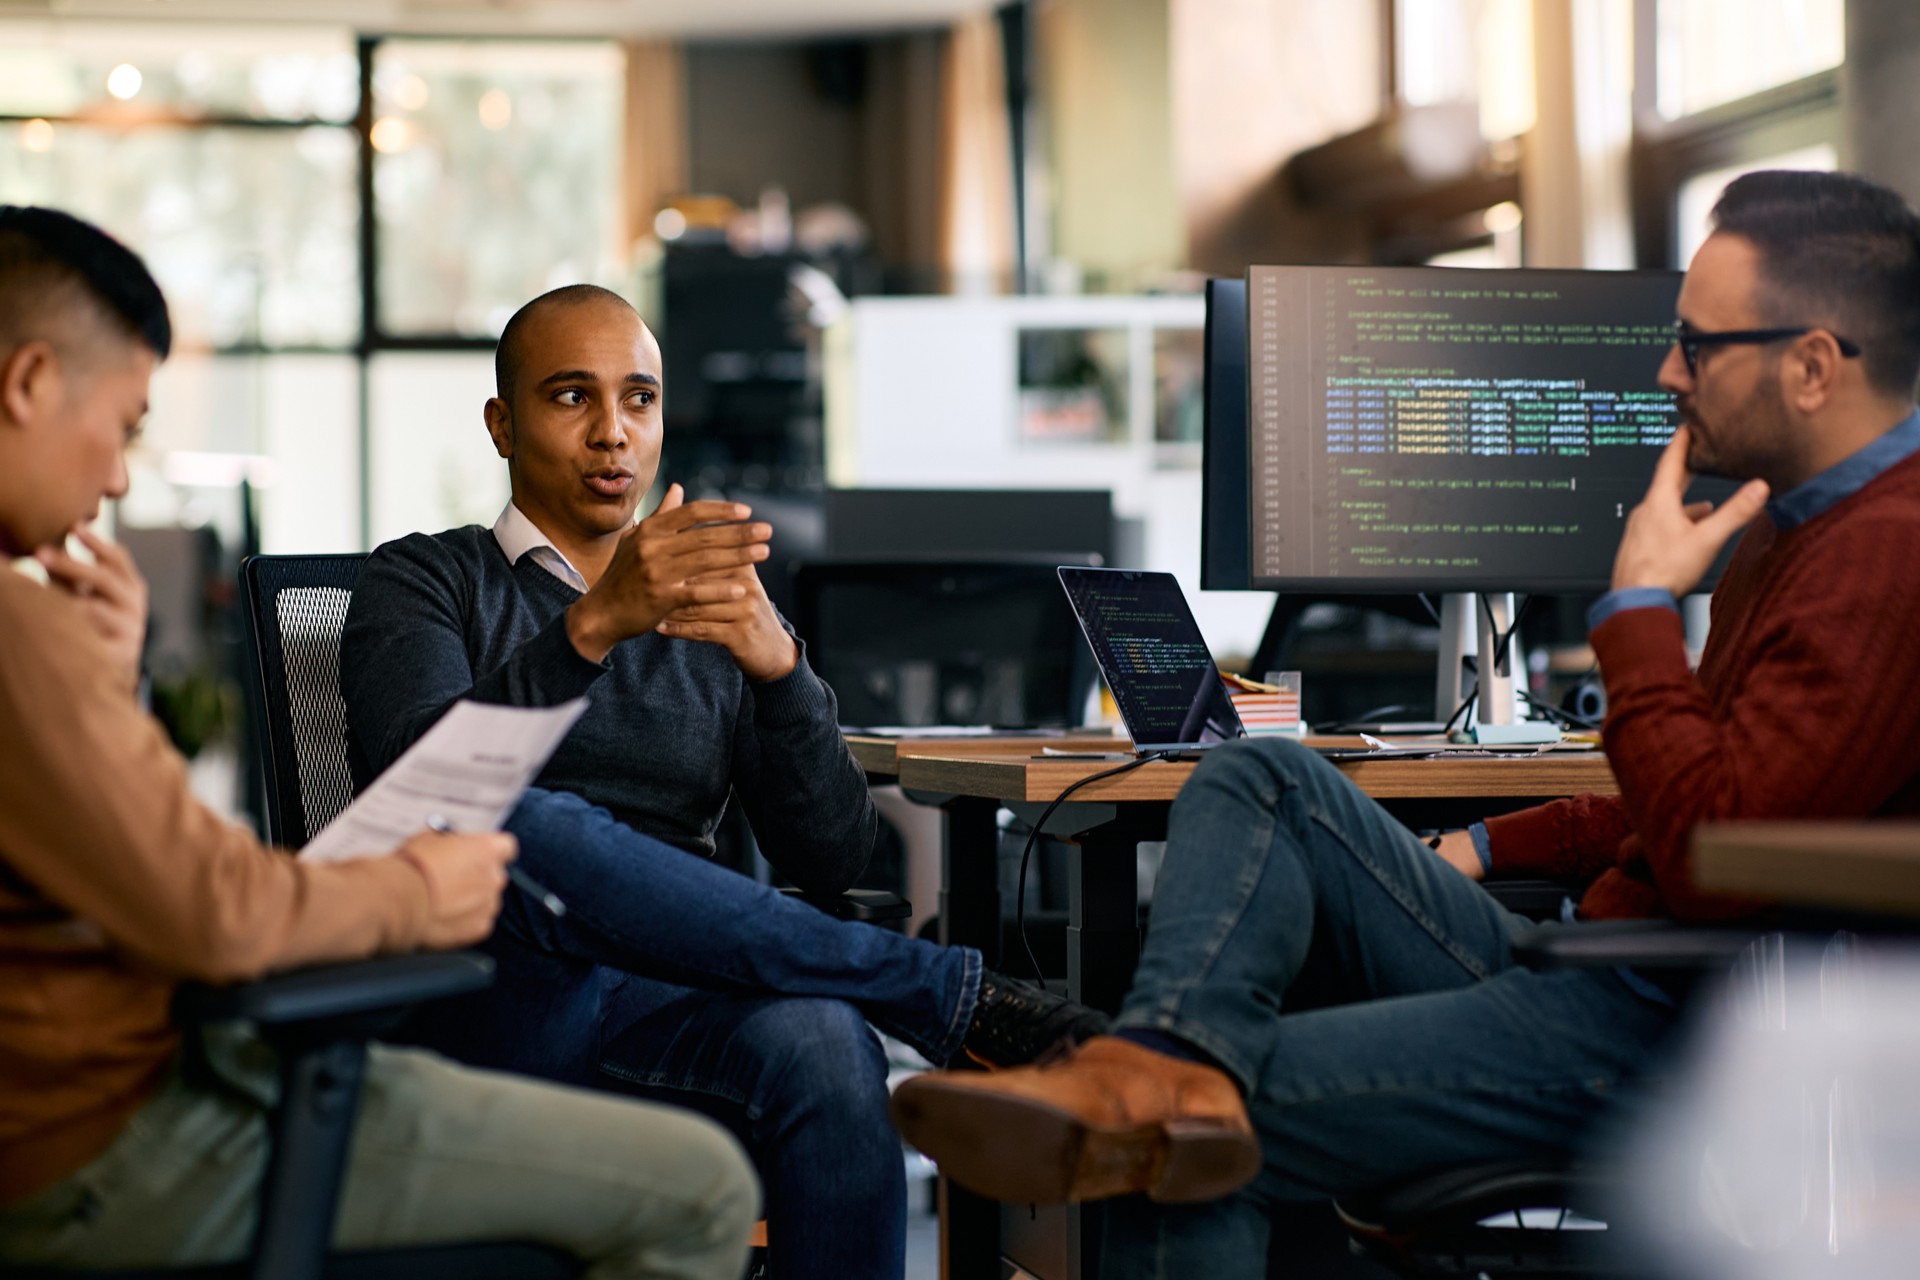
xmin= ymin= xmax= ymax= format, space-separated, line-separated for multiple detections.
xmin=1335 ymin=1161 xmax=1633 ymax=1279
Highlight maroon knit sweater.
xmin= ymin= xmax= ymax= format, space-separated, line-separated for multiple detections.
xmin=1485 ymin=447 xmax=1920 ymax=921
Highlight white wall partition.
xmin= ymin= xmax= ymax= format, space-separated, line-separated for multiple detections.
xmin=826 ymin=293 xmax=1277 ymax=659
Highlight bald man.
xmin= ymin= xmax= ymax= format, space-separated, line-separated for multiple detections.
xmin=341 ymin=285 xmax=1104 ymax=1280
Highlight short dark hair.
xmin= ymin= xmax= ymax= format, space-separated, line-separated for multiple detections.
xmin=1711 ymin=170 xmax=1920 ymax=397
xmin=494 ymin=283 xmax=636 ymax=403
xmin=0 ymin=206 xmax=171 ymax=360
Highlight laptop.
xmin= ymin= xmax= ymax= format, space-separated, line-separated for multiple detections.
xmin=1056 ymin=567 xmax=1247 ymax=754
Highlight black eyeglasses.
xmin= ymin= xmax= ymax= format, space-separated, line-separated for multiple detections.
xmin=1672 ymin=320 xmax=1862 ymax=377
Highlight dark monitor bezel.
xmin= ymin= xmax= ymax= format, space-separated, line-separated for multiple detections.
xmin=823 ymin=487 xmax=1114 ymax=566
xmin=1200 ymin=277 xmax=1251 ymax=591
xmin=790 ymin=554 xmax=1103 ymax=731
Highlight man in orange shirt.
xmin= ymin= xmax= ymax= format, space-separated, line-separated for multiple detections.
xmin=0 ymin=205 xmax=756 ymax=1277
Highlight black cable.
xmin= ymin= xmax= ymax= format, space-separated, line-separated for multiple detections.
xmin=1312 ymin=703 xmax=1412 ymax=734
xmin=1415 ymin=592 xmax=1443 ymax=626
xmin=1520 ymin=689 xmax=1601 ymax=730
xmin=1442 ymin=654 xmax=1478 ymax=736
xmin=1014 ymin=751 xmax=1174 ymax=983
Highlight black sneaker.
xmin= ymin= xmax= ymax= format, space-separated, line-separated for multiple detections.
xmin=961 ymin=970 xmax=1111 ymax=1068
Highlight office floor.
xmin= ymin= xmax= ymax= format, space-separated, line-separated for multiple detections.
xmin=886 ymin=1034 xmax=943 ymax=1278
xmin=903 ymin=1156 xmax=940 ymax=1279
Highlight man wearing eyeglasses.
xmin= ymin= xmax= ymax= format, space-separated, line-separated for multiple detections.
xmin=891 ymin=169 xmax=1920 ymax=1276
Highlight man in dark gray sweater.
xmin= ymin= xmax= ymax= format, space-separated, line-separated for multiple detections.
xmin=342 ymin=284 xmax=1102 ymax=1280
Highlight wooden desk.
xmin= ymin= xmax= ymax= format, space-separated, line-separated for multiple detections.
xmin=893 ymin=746 xmax=1616 ymax=1009
xmin=867 ymin=738 xmax=1615 ymax=1280
xmin=1695 ymin=821 xmax=1920 ymax=917
xmin=898 ymin=746 xmax=1617 ymax=806
xmin=863 ymin=741 xmax=1617 ymax=1010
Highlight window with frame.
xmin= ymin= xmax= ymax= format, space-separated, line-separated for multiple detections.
xmin=370 ymin=39 xmax=627 ymax=339
xmin=1654 ymin=0 xmax=1843 ymax=121
xmin=1629 ymin=0 xmax=1843 ymax=268
xmin=0 ymin=22 xmax=630 ymax=555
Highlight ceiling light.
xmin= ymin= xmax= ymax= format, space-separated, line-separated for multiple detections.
xmin=106 ymin=63 xmax=143 ymax=101
xmin=396 ymin=73 xmax=430 ymax=111
xmin=1483 ymin=201 xmax=1523 ymax=235
xmin=477 ymin=88 xmax=511 ymax=131
xmin=21 ymin=119 xmax=54 ymax=153
xmin=370 ymin=116 xmax=414 ymax=153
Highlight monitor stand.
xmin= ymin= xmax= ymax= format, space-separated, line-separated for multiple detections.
xmin=1435 ymin=592 xmax=1523 ymax=728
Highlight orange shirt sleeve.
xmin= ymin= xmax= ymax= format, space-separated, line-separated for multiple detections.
xmin=0 ymin=570 xmax=433 ymax=982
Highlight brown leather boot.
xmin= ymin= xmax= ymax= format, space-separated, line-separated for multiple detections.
xmin=889 ymin=1036 xmax=1261 ymax=1204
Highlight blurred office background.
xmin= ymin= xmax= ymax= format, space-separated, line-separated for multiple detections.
xmin=0 ymin=0 xmax=1883 ymax=802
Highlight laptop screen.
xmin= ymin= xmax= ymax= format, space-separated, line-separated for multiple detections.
xmin=1057 ymin=567 xmax=1247 ymax=751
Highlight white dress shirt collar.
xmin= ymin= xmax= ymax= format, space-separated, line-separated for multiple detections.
xmin=491 ymin=501 xmax=589 ymax=595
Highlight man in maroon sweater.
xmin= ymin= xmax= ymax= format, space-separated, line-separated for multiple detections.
xmin=891 ymin=170 xmax=1920 ymax=1274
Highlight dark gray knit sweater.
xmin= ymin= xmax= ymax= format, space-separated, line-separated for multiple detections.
xmin=340 ymin=525 xmax=876 ymax=895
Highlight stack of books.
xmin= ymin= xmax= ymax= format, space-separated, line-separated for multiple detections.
xmin=1223 ymin=672 xmax=1302 ymax=737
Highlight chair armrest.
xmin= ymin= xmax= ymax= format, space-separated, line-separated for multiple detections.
xmin=1512 ymin=920 xmax=1764 ymax=971
xmin=779 ymin=886 xmax=912 ymax=923
xmin=1480 ymin=878 xmax=1574 ymax=921
xmin=173 ymin=951 xmax=495 ymax=1028
xmin=1694 ymin=820 xmax=1920 ymax=918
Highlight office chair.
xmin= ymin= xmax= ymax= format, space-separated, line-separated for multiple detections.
xmin=21 ymin=554 xmax=581 ymax=1280
xmin=240 ymin=553 xmax=906 ymax=923
xmin=10 ymin=557 xmax=571 ymax=1277
xmin=10 ymin=950 xmax=577 ymax=1280
xmin=1328 ymin=921 xmax=1770 ymax=1280
xmin=238 ymin=553 xmax=897 ymax=1280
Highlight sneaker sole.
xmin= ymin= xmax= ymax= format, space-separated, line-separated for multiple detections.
xmin=890 ymin=1077 xmax=1261 ymax=1205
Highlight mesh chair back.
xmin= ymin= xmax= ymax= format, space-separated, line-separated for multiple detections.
xmin=241 ymin=555 xmax=366 ymax=848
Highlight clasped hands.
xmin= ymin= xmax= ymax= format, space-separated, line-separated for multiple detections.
xmin=566 ymin=483 xmax=797 ymax=681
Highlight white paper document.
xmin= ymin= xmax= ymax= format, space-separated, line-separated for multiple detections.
xmin=300 ymin=698 xmax=588 ymax=863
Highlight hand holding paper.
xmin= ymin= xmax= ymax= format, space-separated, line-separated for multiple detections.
xmin=395 ymin=828 xmax=518 ymax=946
xmin=300 ymin=698 xmax=588 ymax=865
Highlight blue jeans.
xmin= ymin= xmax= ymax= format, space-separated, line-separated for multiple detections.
xmin=1104 ymin=738 xmax=1683 ymax=1279
xmin=404 ymin=787 xmax=982 ymax=1280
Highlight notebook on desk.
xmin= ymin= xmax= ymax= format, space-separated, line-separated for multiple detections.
xmin=1056 ymin=567 xmax=1247 ymax=755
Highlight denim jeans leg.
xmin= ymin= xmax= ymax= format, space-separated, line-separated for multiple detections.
xmin=595 ymin=974 xmax=906 ymax=1280
xmin=1100 ymin=737 xmax=1685 ymax=1280
xmin=1102 ymin=964 xmax=1682 ymax=1280
xmin=398 ymin=930 xmax=607 ymax=1085
xmin=495 ymin=787 xmax=979 ymax=1065
xmin=1115 ymin=737 xmax=1522 ymax=1090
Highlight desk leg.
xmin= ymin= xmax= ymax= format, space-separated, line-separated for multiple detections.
xmin=935 ymin=795 xmax=1002 ymax=1280
xmin=1067 ymin=834 xmax=1142 ymax=1016
xmin=938 ymin=796 xmax=1001 ymax=968
xmin=1063 ymin=806 xmax=1166 ymax=1015
xmin=1042 ymin=829 xmax=1147 ymax=1280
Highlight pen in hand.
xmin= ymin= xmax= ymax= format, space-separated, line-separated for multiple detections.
xmin=424 ymin=815 xmax=568 ymax=918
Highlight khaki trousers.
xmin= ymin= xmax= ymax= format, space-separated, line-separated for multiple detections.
xmin=0 ymin=1038 xmax=758 ymax=1280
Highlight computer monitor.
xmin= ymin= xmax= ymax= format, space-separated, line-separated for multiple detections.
xmin=1207 ymin=264 xmax=1732 ymax=594
xmin=789 ymin=557 xmax=1099 ymax=730
xmin=1206 ymin=264 xmax=1734 ymax=729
